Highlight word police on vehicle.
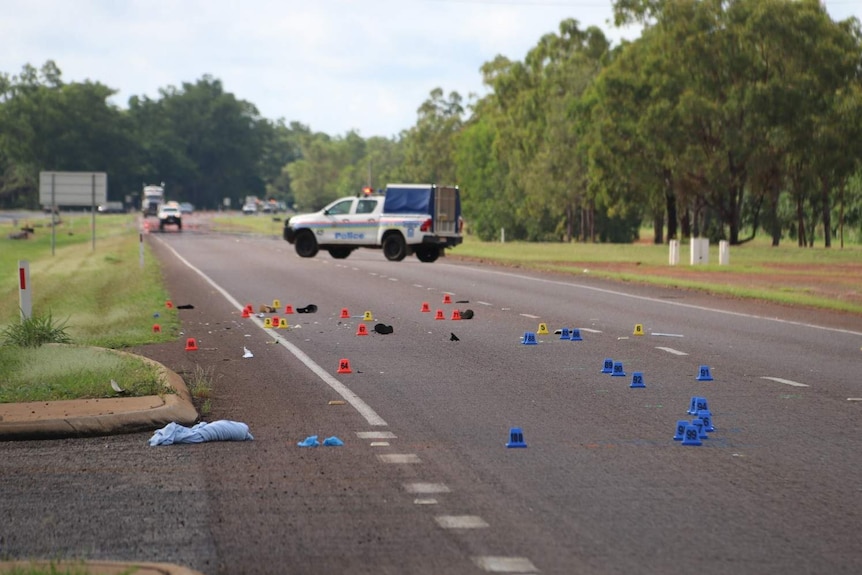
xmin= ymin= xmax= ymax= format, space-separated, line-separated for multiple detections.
xmin=283 ymin=184 xmax=463 ymax=263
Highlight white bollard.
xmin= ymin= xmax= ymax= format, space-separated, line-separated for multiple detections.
xmin=501 ymin=227 xmax=505 ymax=243
xmin=669 ymin=239 xmax=680 ymax=266
xmin=18 ymin=260 xmax=32 ymax=320
xmin=690 ymin=238 xmax=709 ymax=265
xmin=719 ymin=240 xmax=730 ymax=265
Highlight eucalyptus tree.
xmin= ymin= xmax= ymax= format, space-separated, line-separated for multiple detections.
xmin=128 ymin=75 xmax=268 ymax=209
xmin=0 ymin=61 xmax=138 ymax=207
xmin=400 ymin=88 xmax=464 ymax=185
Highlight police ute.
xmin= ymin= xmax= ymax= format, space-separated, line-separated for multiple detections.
xmin=283 ymin=184 xmax=462 ymax=262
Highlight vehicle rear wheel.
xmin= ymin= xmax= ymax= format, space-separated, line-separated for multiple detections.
xmin=295 ymin=230 xmax=319 ymax=258
xmin=328 ymin=247 xmax=353 ymax=259
xmin=415 ymin=246 xmax=440 ymax=263
xmin=382 ymin=234 xmax=407 ymax=261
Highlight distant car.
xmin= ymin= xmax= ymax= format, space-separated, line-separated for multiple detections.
xmin=97 ymin=202 xmax=125 ymax=214
xmin=242 ymin=202 xmax=257 ymax=215
xmin=179 ymin=202 xmax=194 ymax=215
xmin=157 ymin=205 xmax=182 ymax=231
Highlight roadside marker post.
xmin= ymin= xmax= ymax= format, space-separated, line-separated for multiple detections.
xmin=18 ymin=260 xmax=32 ymax=320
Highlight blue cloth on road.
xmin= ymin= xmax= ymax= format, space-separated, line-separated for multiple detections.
xmin=297 ymin=435 xmax=320 ymax=447
xmin=148 ymin=420 xmax=254 ymax=446
xmin=323 ymin=436 xmax=344 ymax=446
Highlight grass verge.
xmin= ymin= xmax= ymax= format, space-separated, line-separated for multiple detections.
xmin=0 ymin=345 xmax=167 ymax=403
xmin=0 ymin=213 xmax=180 ymax=403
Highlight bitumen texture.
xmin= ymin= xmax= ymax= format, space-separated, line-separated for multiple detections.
xmin=0 ymin=350 xmax=205 ymax=575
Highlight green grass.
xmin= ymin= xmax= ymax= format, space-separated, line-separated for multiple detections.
xmin=0 ymin=345 xmax=167 ymax=402
xmin=0 ymin=213 xmax=180 ymax=403
xmin=210 ymin=211 xmax=287 ymax=236
xmin=0 ymin=213 xmax=180 ymax=347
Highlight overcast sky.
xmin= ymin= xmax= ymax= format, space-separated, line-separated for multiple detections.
xmin=2 ymin=0 xmax=860 ymax=139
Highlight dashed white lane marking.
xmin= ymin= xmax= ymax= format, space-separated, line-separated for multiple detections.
xmin=414 ymin=498 xmax=438 ymax=505
xmin=377 ymin=454 xmax=421 ymax=464
xmin=656 ymin=346 xmax=688 ymax=356
xmin=473 ymin=556 xmax=539 ymax=573
xmin=413 ymin=284 xmax=424 ymax=288
xmin=388 ymin=277 xmax=398 ymax=281
xmin=580 ymin=327 xmax=602 ymax=333
xmin=848 ymin=398 xmax=862 ymax=401
xmin=404 ymin=482 xmax=451 ymax=494
xmin=356 ymin=431 xmax=396 ymax=439
xmin=368 ymin=272 xmax=378 ymax=276
xmin=435 ymin=515 xmax=489 ymax=529
xmin=477 ymin=301 xmax=493 ymax=306
xmin=761 ymin=376 xmax=809 ymax=387
xmin=155 ymin=239 xmax=388 ymax=427
xmin=652 ymin=332 xmax=685 ymax=337
xmin=370 ymin=442 xmax=390 ymax=447
xmin=520 ymin=313 xmax=540 ymax=319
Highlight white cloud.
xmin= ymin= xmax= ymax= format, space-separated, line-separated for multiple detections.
xmin=2 ymin=0 xmax=858 ymax=138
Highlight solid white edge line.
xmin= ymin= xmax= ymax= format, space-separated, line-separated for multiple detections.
xmin=154 ymin=237 xmax=388 ymax=427
xmin=441 ymin=264 xmax=862 ymax=337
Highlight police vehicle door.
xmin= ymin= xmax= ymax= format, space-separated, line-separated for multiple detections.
xmin=322 ymin=197 xmax=379 ymax=244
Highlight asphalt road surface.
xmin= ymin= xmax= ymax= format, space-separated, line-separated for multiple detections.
xmin=2 ymin=228 xmax=861 ymax=575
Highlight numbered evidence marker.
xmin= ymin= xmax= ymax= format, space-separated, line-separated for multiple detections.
xmin=630 ymin=371 xmax=646 ymax=388
xmin=681 ymin=424 xmax=702 ymax=446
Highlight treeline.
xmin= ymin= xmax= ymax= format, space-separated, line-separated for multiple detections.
xmin=1 ymin=0 xmax=861 ymax=247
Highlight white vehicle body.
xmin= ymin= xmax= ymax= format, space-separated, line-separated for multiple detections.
xmin=283 ymin=184 xmax=462 ymax=263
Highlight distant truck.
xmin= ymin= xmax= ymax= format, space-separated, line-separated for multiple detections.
xmin=283 ymin=184 xmax=462 ymax=262
xmin=142 ymin=184 xmax=165 ymax=216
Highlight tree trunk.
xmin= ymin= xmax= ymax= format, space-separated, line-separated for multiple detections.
xmin=821 ymin=177 xmax=831 ymax=248
xmin=796 ymin=196 xmax=806 ymax=247
xmin=665 ymin=179 xmax=678 ymax=241
xmin=653 ymin=210 xmax=664 ymax=244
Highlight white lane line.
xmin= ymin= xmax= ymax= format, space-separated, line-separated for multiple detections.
xmin=652 ymin=332 xmax=685 ymax=337
xmin=377 ymin=454 xmax=421 ymax=464
xmin=473 ymin=556 xmax=539 ymax=573
xmin=368 ymin=272 xmax=378 ymax=276
xmin=520 ymin=313 xmax=540 ymax=319
xmin=761 ymin=376 xmax=809 ymax=388
xmin=404 ymin=482 xmax=450 ymax=494
xmin=369 ymin=442 xmax=390 ymax=447
xmin=388 ymin=277 xmax=398 ymax=282
xmin=477 ymin=301 xmax=493 ymax=306
xmin=155 ymin=238 xmax=388 ymax=426
xmin=413 ymin=284 xmax=424 ymax=288
xmin=656 ymin=346 xmax=688 ymax=356
xmin=580 ymin=327 xmax=602 ymax=333
xmin=442 ymin=264 xmax=862 ymax=337
xmin=356 ymin=431 xmax=396 ymax=439
xmin=435 ymin=516 xmax=489 ymax=529
xmin=848 ymin=398 xmax=862 ymax=401
xmin=414 ymin=498 xmax=438 ymax=505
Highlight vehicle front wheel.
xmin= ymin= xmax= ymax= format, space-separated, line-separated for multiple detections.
xmin=382 ymin=234 xmax=407 ymax=261
xmin=415 ymin=246 xmax=440 ymax=263
xmin=295 ymin=230 xmax=319 ymax=258
xmin=328 ymin=247 xmax=353 ymax=259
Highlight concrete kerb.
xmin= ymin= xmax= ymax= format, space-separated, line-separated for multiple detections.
xmin=0 ymin=347 xmax=198 ymax=440
xmin=0 ymin=559 xmax=205 ymax=574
